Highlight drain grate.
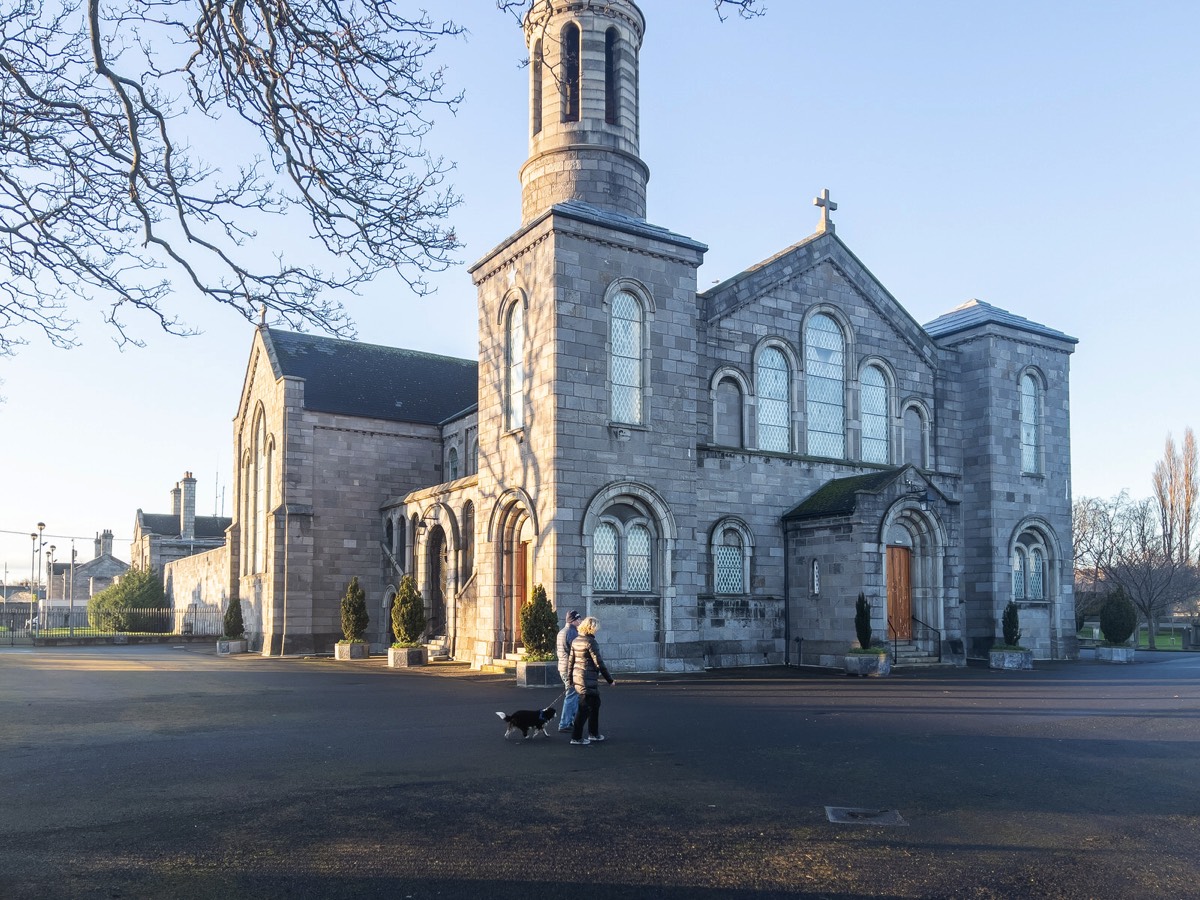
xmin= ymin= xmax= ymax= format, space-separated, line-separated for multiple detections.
xmin=825 ymin=806 xmax=908 ymax=826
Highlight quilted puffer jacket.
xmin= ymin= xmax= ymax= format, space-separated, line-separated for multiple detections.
xmin=566 ymin=633 xmax=613 ymax=694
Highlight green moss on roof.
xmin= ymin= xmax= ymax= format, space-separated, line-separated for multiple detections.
xmin=783 ymin=469 xmax=901 ymax=521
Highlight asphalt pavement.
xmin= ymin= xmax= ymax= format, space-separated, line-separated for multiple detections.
xmin=0 ymin=646 xmax=1197 ymax=899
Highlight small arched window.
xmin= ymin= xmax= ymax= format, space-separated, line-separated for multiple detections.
xmin=506 ymin=302 xmax=525 ymax=431
xmin=610 ymin=291 xmax=643 ymax=424
xmin=756 ymin=347 xmax=790 ymax=452
xmin=385 ymin=519 xmax=394 ymax=553
xmin=1020 ymin=373 xmax=1041 ymax=474
xmin=714 ymin=377 xmax=744 ymax=447
xmin=811 ymin=559 xmax=821 ymax=596
xmin=712 ymin=523 xmax=751 ymax=595
xmin=396 ymin=518 xmax=407 ymax=568
xmin=448 ymin=447 xmax=459 ymax=481
xmin=462 ymin=501 xmax=475 ymax=579
xmin=861 ymin=365 xmax=890 ymax=464
xmin=903 ymin=405 xmax=927 ymax=469
xmin=561 ymin=23 xmax=580 ymax=122
xmin=1011 ymin=550 xmax=1026 ymax=600
xmin=593 ymin=522 xmax=619 ymax=592
xmin=604 ymin=28 xmax=619 ymax=125
xmin=591 ymin=505 xmax=657 ymax=595
xmin=471 ymin=438 xmax=479 ymax=475
xmin=806 ymin=314 xmax=846 ymax=458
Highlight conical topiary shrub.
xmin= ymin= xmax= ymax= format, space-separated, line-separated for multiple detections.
xmin=854 ymin=592 xmax=873 ymax=650
xmin=1099 ymin=588 xmax=1137 ymax=645
xmin=1001 ymin=600 xmax=1022 ymax=648
xmin=391 ymin=574 xmax=426 ymax=646
xmin=340 ymin=576 xmax=369 ymax=643
xmin=519 ymin=583 xmax=558 ymax=661
xmin=223 ymin=597 xmax=245 ymax=639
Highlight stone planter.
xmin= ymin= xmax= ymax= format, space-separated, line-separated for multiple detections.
xmin=217 ymin=638 xmax=248 ymax=656
xmin=1096 ymin=645 xmax=1136 ymax=664
xmin=843 ymin=651 xmax=891 ymax=677
xmin=517 ymin=660 xmax=563 ymax=688
xmin=989 ymin=648 xmax=1033 ymax=670
xmin=388 ymin=646 xmax=428 ymax=668
xmin=334 ymin=641 xmax=368 ymax=660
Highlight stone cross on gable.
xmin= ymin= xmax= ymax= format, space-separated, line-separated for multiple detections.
xmin=813 ymin=188 xmax=837 ymax=234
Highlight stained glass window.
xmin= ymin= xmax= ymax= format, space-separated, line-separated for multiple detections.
xmin=1020 ymin=374 xmax=1040 ymax=474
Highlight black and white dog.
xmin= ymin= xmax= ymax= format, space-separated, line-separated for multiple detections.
xmin=495 ymin=706 xmax=557 ymax=740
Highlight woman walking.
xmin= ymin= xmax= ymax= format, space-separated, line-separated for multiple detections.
xmin=566 ymin=616 xmax=616 ymax=745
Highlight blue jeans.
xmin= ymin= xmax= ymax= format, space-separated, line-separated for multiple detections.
xmin=559 ymin=678 xmax=579 ymax=730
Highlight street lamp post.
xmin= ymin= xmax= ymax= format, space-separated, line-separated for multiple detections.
xmin=28 ymin=533 xmax=36 ymax=628
xmin=45 ymin=545 xmax=56 ymax=626
xmin=69 ymin=540 xmax=76 ymax=637
xmin=36 ymin=523 xmax=45 ymax=628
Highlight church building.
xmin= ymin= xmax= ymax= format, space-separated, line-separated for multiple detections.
xmin=180 ymin=0 xmax=1077 ymax=669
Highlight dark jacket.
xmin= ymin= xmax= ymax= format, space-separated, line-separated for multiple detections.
xmin=556 ymin=622 xmax=578 ymax=677
xmin=566 ymin=633 xmax=613 ymax=694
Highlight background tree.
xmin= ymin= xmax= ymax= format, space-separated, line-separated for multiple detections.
xmin=87 ymin=567 xmax=169 ymax=632
xmin=340 ymin=576 xmax=369 ymax=643
xmin=1152 ymin=428 xmax=1197 ymax=566
xmin=1 ymin=0 xmax=761 ymax=357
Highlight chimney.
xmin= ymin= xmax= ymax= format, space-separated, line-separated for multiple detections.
xmin=95 ymin=532 xmax=102 ymax=559
xmin=171 ymin=483 xmax=182 ymax=517
xmin=181 ymin=472 xmax=196 ymax=541
xmin=100 ymin=529 xmax=113 ymax=557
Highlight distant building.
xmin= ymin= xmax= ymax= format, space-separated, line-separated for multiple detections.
xmin=131 ymin=473 xmax=231 ymax=572
xmin=46 ymin=529 xmax=129 ymax=606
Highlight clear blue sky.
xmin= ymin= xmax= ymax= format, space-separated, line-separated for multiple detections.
xmin=2 ymin=0 xmax=1197 ymax=578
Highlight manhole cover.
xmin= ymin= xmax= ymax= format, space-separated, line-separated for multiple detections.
xmin=825 ymin=806 xmax=908 ymax=826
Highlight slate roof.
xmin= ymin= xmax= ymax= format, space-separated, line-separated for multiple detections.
xmin=782 ymin=469 xmax=903 ymax=521
xmin=264 ymin=329 xmax=478 ymax=425
xmin=139 ymin=513 xmax=232 ymax=540
xmin=923 ymin=299 xmax=1077 ymax=344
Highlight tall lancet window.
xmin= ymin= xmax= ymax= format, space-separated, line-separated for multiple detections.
xmin=756 ymin=346 xmax=790 ymax=452
xmin=252 ymin=414 xmax=270 ymax=573
xmin=861 ymin=365 xmax=890 ymax=464
xmin=604 ymin=28 xmax=619 ymax=125
xmin=610 ymin=290 xmax=643 ymax=424
xmin=561 ymin=23 xmax=580 ymax=122
xmin=805 ymin=314 xmax=846 ymax=458
xmin=532 ymin=40 xmax=543 ymax=135
xmin=506 ymin=302 xmax=525 ymax=431
xmin=1020 ymin=373 xmax=1042 ymax=474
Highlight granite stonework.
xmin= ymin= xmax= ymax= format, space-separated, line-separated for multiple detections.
xmin=181 ymin=0 xmax=1078 ymax=673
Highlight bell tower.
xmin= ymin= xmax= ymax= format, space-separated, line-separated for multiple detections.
xmin=520 ymin=0 xmax=647 ymax=222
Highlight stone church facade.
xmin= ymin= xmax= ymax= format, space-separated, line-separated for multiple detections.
xmin=201 ymin=0 xmax=1077 ymax=669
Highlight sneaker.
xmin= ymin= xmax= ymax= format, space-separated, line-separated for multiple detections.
xmin=570 ymin=738 xmax=591 ymax=746
xmin=589 ymin=734 xmax=606 ymax=742
xmin=557 ymin=726 xmax=573 ymax=732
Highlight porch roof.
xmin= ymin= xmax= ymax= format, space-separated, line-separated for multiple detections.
xmin=782 ymin=469 xmax=902 ymax=521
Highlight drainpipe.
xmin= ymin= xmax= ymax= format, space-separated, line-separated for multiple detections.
xmin=782 ymin=516 xmax=791 ymax=666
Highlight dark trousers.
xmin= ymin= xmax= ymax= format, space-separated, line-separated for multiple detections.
xmin=572 ymin=690 xmax=601 ymax=740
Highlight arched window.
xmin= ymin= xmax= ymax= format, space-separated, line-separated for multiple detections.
xmin=448 ymin=447 xmax=459 ymax=481
xmin=805 ymin=314 xmax=845 ymax=458
xmin=506 ymin=302 xmax=524 ymax=431
xmin=1029 ymin=548 xmax=1044 ymax=600
xmin=396 ymin=518 xmax=407 ymax=569
xmin=593 ymin=523 xmax=619 ymax=592
xmin=561 ymin=23 xmax=580 ymax=122
xmin=861 ymin=365 xmax=890 ymax=464
xmin=756 ymin=347 xmax=790 ymax=452
xmin=1020 ymin=373 xmax=1041 ymax=474
xmin=604 ymin=28 xmax=618 ymax=125
xmin=711 ymin=521 xmax=752 ymax=595
xmin=714 ymin=376 xmax=744 ymax=447
xmin=385 ymin=519 xmax=394 ymax=553
xmin=591 ymin=506 xmax=656 ymax=594
xmin=811 ymin=559 xmax=821 ymax=596
xmin=1011 ymin=549 xmax=1026 ymax=600
xmin=252 ymin=414 xmax=269 ymax=574
xmin=903 ymin=405 xmax=927 ymax=468
xmin=610 ymin=290 xmax=643 ymax=424
xmin=462 ymin=502 xmax=475 ymax=579
xmin=532 ymin=39 xmax=543 ymax=135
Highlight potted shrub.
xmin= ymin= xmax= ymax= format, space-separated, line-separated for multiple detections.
xmin=388 ymin=575 xmax=428 ymax=668
xmin=217 ymin=598 xmax=248 ymax=656
xmin=844 ymin=593 xmax=891 ymax=677
xmin=334 ymin=576 xmax=370 ymax=660
xmin=1096 ymin=588 xmax=1137 ymax=663
xmin=989 ymin=601 xmax=1033 ymax=670
xmin=516 ymin=584 xmax=561 ymax=687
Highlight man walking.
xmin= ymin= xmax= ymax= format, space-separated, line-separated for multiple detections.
xmin=556 ymin=609 xmax=581 ymax=733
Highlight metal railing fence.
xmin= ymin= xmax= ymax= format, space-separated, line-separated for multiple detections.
xmin=25 ymin=607 xmax=225 ymax=639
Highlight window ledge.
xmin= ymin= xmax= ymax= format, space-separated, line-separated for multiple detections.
xmin=608 ymin=423 xmax=648 ymax=441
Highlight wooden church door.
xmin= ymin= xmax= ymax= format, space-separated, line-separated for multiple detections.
xmin=887 ymin=546 xmax=913 ymax=640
